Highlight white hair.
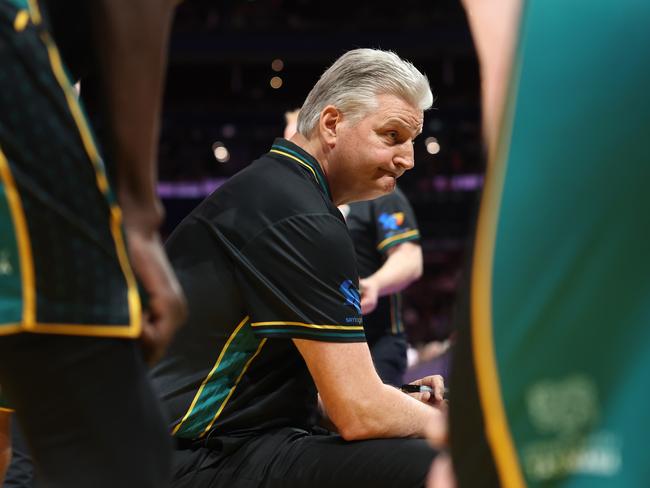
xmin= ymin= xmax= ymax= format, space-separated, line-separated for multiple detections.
xmin=296 ymin=48 xmax=433 ymax=136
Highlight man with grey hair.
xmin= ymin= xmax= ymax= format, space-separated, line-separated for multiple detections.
xmin=152 ymin=48 xmax=448 ymax=487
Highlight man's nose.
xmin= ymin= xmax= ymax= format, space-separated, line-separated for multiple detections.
xmin=394 ymin=143 xmax=415 ymax=171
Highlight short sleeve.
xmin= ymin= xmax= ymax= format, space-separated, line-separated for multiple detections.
xmin=238 ymin=214 xmax=366 ymax=342
xmin=373 ymin=189 xmax=420 ymax=253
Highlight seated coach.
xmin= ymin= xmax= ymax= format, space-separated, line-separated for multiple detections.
xmin=151 ymin=48 xmax=448 ymax=488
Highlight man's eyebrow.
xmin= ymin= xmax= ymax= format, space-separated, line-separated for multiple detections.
xmin=383 ymin=118 xmax=423 ymax=134
xmin=383 ymin=118 xmax=411 ymax=128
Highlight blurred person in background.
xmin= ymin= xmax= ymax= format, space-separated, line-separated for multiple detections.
xmin=284 ymin=108 xmax=300 ymax=140
xmin=340 ymin=187 xmax=423 ymax=386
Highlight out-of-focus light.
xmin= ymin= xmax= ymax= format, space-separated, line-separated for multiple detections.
xmin=222 ymin=124 xmax=236 ymax=138
xmin=427 ymin=141 xmax=441 ymax=154
xmin=425 ymin=136 xmax=441 ymax=155
xmin=271 ymin=58 xmax=284 ymax=72
xmin=212 ymin=142 xmax=230 ymax=163
xmin=270 ymin=76 xmax=283 ymax=89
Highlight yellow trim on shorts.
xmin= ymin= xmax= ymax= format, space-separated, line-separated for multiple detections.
xmin=0 ymin=322 xmax=140 ymax=337
xmin=42 ymin=36 xmax=110 ymax=194
xmin=172 ymin=316 xmax=250 ymax=436
xmin=39 ymin=27 xmax=142 ymax=338
xmin=0 ymin=407 xmax=15 ymax=413
xmin=0 ymin=324 xmax=25 ymax=336
xmin=0 ymin=148 xmax=36 ymax=329
xmin=471 ymin=9 xmax=527 ymax=488
xmin=251 ymin=321 xmax=364 ymax=331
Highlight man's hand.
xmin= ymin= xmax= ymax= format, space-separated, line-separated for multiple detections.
xmin=126 ymin=228 xmax=186 ymax=365
xmin=359 ymin=277 xmax=379 ymax=314
xmin=405 ymin=375 xmax=447 ymax=408
xmin=417 ymin=376 xmax=449 ymax=447
xmin=294 ymin=340 xmax=446 ymax=441
xmin=358 ymin=242 xmax=423 ymax=315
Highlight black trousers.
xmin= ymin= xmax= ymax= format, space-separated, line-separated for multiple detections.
xmin=370 ymin=334 xmax=408 ymax=386
xmin=0 ymin=334 xmax=172 ymax=488
xmin=172 ymin=427 xmax=437 ymax=488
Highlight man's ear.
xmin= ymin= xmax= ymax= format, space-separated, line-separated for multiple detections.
xmin=319 ymin=105 xmax=342 ymax=146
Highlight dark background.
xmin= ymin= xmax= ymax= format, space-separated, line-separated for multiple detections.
xmin=159 ymin=0 xmax=484 ymax=347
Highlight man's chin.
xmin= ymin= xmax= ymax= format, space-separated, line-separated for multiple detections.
xmin=355 ymin=182 xmax=395 ymax=202
xmin=380 ymin=176 xmax=397 ymax=194
xmin=342 ymin=179 xmax=396 ymax=204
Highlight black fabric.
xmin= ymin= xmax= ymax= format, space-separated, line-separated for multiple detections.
xmin=40 ymin=0 xmax=92 ymax=82
xmin=369 ymin=334 xmax=408 ymax=386
xmin=151 ymin=139 xmax=364 ymax=442
xmin=0 ymin=334 xmax=171 ymax=488
xmin=171 ymin=427 xmax=437 ymax=488
xmin=345 ymin=187 xmax=420 ymax=277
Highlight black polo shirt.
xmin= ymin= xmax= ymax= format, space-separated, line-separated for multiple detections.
xmin=342 ymin=187 xmax=420 ymax=343
xmin=151 ymin=139 xmax=364 ymax=441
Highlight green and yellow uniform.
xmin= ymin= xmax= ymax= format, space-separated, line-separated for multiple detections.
xmin=0 ymin=0 xmax=140 ymax=338
xmin=451 ymin=1 xmax=650 ymax=487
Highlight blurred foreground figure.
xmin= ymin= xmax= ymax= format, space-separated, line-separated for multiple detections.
xmin=0 ymin=0 xmax=186 ymax=486
xmin=449 ymin=1 xmax=650 ymax=487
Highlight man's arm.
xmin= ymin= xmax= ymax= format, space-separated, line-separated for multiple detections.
xmin=0 ymin=410 xmax=11 ymax=484
xmin=242 ymin=214 xmax=444 ymax=442
xmin=360 ymin=241 xmax=423 ymax=314
xmin=89 ymin=0 xmax=186 ymax=363
xmin=461 ymin=0 xmax=522 ymax=151
xmin=294 ymin=339 xmax=447 ymax=443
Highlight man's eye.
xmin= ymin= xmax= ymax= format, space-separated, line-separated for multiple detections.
xmin=387 ymin=131 xmax=398 ymax=139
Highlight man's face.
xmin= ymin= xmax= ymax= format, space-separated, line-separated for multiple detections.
xmin=328 ymin=93 xmax=423 ymax=204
